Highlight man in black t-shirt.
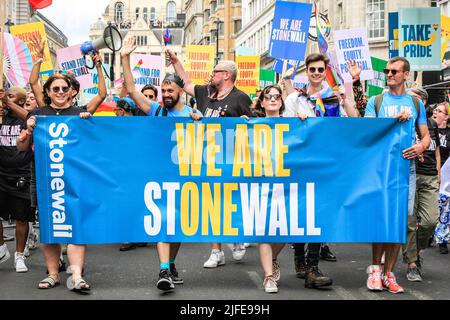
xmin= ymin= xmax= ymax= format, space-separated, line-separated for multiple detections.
xmin=0 ymin=87 xmax=34 ymax=273
xmin=165 ymin=50 xmax=252 ymax=267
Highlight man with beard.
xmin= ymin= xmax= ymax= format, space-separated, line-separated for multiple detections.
xmin=165 ymin=49 xmax=252 ymax=268
xmin=120 ymin=36 xmax=202 ymax=292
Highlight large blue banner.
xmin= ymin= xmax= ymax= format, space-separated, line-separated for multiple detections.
xmin=268 ymin=1 xmax=312 ymax=61
xmin=34 ymin=117 xmax=412 ymax=244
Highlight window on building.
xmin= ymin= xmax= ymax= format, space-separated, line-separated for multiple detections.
xmin=205 ymin=9 xmax=210 ymax=20
xmin=143 ymin=8 xmax=148 ymax=22
xmin=136 ymin=8 xmax=140 ymax=20
xmin=167 ymin=1 xmax=176 ymax=21
xmin=218 ymin=52 xmax=224 ymax=61
xmin=115 ymin=2 xmax=124 ymax=23
xmin=218 ymin=0 xmax=224 ymax=6
xmin=338 ymin=2 xmax=343 ymax=24
xmin=211 ymin=1 xmax=217 ymax=13
xmin=366 ymin=0 xmax=385 ymax=39
xmin=234 ymin=19 xmax=242 ymax=34
xmin=218 ymin=22 xmax=224 ymax=36
xmin=150 ymin=7 xmax=156 ymax=21
xmin=104 ymin=53 xmax=110 ymax=65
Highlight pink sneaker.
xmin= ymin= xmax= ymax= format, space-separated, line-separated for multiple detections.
xmin=383 ymin=272 xmax=404 ymax=294
xmin=366 ymin=265 xmax=383 ymax=291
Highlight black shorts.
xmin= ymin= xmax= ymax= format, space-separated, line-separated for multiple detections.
xmin=0 ymin=191 xmax=35 ymax=222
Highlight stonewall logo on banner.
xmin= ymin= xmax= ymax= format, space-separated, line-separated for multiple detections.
xmin=10 ymin=21 xmax=53 ymax=75
xmin=185 ymin=45 xmax=215 ymax=85
xmin=235 ymin=56 xmax=260 ymax=95
xmin=399 ymin=7 xmax=441 ymax=71
xmin=57 ymin=44 xmax=93 ymax=91
xmin=389 ymin=12 xmax=399 ymax=59
xmin=333 ymin=28 xmax=373 ymax=83
xmin=268 ymin=1 xmax=312 ymax=61
xmin=130 ymin=54 xmax=162 ymax=94
xmin=367 ymin=57 xmax=387 ymax=97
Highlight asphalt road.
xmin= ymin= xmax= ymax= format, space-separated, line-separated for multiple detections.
xmin=1 ymin=223 xmax=450 ymax=302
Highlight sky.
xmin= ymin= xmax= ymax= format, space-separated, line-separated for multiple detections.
xmin=38 ymin=0 xmax=111 ymax=46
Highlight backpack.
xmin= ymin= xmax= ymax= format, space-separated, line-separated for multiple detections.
xmin=374 ymin=93 xmax=422 ymax=137
xmin=155 ymin=105 xmax=168 ymax=116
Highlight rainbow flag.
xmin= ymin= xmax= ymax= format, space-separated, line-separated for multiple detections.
xmin=315 ymin=94 xmax=326 ymax=117
xmin=133 ymin=59 xmax=143 ymax=71
xmin=314 ymin=1 xmax=328 ymax=55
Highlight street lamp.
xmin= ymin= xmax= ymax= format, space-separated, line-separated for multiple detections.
xmin=214 ymin=17 xmax=221 ymax=66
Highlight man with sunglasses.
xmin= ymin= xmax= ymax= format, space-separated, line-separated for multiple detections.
xmin=121 ymin=36 xmax=203 ymax=292
xmin=165 ymin=49 xmax=252 ymax=268
xmin=364 ymin=56 xmax=430 ymax=294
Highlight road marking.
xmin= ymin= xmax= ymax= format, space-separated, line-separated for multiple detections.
xmin=405 ymin=288 xmax=433 ymax=300
xmin=358 ymin=287 xmax=384 ymax=300
xmin=333 ymin=286 xmax=357 ymax=300
xmin=247 ymin=271 xmax=263 ymax=289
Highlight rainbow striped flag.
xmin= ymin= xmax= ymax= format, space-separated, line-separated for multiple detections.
xmin=314 ymin=1 xmax=328 ymax=55
xmin=315 ymin=94 xmax=326 ymax=117
xmin=133 ymin=59 xmax=143 ymax=71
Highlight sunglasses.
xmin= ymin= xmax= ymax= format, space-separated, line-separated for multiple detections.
xmin=433 ymin=108 xmax=448 ymax=115
xmin=263 ymin=93 xmax=281 ymax=100
xmin=383 ymin=68 xmax=402 ymax=75
xmin=308 ymin=67 xmax=325 ymax=74
xmin=144 ymin=94 xmax=154 ymax=99
xmin=51 ymin=86 xmax=70 ymax=93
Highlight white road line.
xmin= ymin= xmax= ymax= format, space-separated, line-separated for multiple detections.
xmin=333 ymin=286 xmax=357 ymax=300
xmin=358 ymin=287 xmax=384 ymax=300
xmin=405 ymin=288 xmax=433 ymax=300
xmin=247 ymin=271 xmax=263 ymax=289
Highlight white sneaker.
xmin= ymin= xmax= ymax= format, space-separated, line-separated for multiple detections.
xmin=263 ymin=275 xmax=278 ymax=293
xmin=0 ymin=244 xmax=10 ymax=264
xmin=24 ymin=243 xmax=30 ymax=257
xmin=203 ymin=250 xmax=225 ymax=268
xmin=232 ymin=243 xmax=246 ymax=261
xmin=14 ymin=252 xmax=28 ymax=273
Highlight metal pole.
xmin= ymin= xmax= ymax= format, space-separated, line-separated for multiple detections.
xmin=215 ymin=18 xmax=219 ymax=66
xmin=0 ymin=0 xmax=6 ymax=125
xmin=423 ymin=79 xmax=450 ymax=89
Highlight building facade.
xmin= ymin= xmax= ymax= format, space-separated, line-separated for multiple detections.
xmin=90 ymin=0 xmax=186 ymax=81
xmin=184 ymin=0 xmax=243 ymax=63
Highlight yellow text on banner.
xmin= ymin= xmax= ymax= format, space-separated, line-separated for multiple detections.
xmin=442 ymin=15 xmax=450 ymax=61
xmin=235 ymin=56 xmax=260 ymax=95
xmin=185 ymin=45 xmax=215 ymax=85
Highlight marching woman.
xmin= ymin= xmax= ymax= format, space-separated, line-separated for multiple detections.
xmin=244 ymin=84 xmax=286 ymax=293
xmin=17 ymin=73 xmax=93 ymax=292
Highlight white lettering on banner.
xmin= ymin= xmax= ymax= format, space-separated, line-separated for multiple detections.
xmin=144 ymin=182 xmax=162 ymax=235
xmin=48 ymin=123 xmax=72 ymax=238
xmin=143 ymin=182 xmax=321 ymax=237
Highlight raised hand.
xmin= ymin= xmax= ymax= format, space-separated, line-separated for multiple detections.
xmin=90 ymin=52 xmax=103 ymax=66
xmin=282 ymin=65 xmax=297 ymax=80
xmin=29 ymin=34 xmax=46 ymax=59
xmin=165 ymin=49 xmax=179 ymax=65
xmin=120 ymin=36 xmax=137 ymax=57
xmin=27 ymin=116 xmax=36 ymax=133
xmin=347 ymin=60 xmax=361 ymax=80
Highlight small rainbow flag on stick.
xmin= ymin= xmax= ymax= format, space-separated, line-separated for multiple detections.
xmin=132 ymin=59 xmax=143 ymax=76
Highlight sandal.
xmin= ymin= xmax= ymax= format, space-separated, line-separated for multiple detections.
xmin=38 ymin=276 xmax=60 ymax=289
xmin=67 ymin=275 xmax=91 ymax=293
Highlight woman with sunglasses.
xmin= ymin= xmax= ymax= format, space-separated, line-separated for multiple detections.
xmin=433 ymin=102 xmax=450 ymax=254
xmin=243 ymin=85 xmax=286 ymax=293
xmin=17 ymin=73 xmax=92 ymax=293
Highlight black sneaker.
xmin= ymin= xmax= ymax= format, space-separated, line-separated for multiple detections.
xmin=305 ymin=266 xmax=333 ymax=289
xmin=294 ymin=255 xmax=307 ymax=279
xmin=170 ymin=265 xmax=184 ymax=285
xmin=320 ymin=245 xmax=337 ymax=262
xmin=406 ymin=267 xmax=422 ymax=282
xmin=439 ymin=243 xmax=449 ymax=254
xmin=157 ymin=269 xmax=175 ymax=291
xmin=119 ymin=243 xmax=137 ymax=251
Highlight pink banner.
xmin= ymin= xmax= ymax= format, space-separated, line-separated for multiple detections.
xmin=57 ymin=44 xmax=93 ymax=91
xmin=130 ymin=54 xmax=162 ymax=98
